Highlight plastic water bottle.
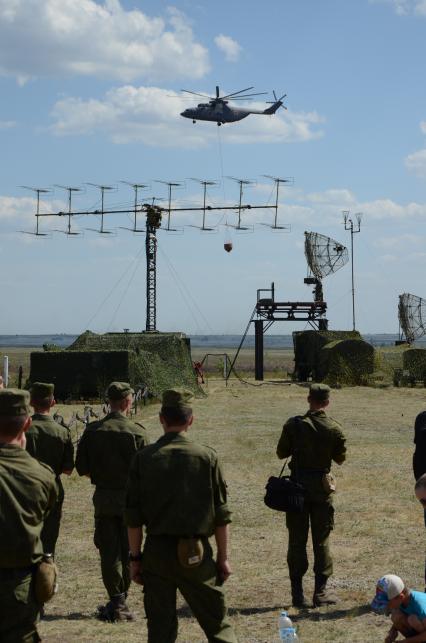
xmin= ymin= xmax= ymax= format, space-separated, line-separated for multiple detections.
xmin=278 ymin=611 xmax=299 ymax=640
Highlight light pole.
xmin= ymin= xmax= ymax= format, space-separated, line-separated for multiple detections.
xmin=343 ymin=210 xmax=362 ymax=331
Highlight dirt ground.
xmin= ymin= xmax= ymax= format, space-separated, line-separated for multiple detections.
xmin=23 ymin=377 xmax=425 ymax=643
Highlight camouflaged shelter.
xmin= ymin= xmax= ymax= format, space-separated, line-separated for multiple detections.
xmin=29 ymin=331 xmax=201 ymax=400
xmin=293 ymin=329 xmax=374 ymax=385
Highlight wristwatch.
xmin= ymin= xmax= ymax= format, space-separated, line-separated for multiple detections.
xmin=128 ymin=551 xmax=142 ymax=562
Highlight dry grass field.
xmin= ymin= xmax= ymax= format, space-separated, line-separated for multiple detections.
xmin=28 ymin=377 xmax=426 ymax=643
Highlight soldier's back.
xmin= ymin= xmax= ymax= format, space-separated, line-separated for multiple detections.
xmin=26 ymin=413 xmax=73 ymax=476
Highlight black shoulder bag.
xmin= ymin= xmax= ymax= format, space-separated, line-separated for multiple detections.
xmin=264 ymin=419 xmax=305 ymax=513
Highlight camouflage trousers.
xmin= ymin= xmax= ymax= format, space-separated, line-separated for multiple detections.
xmin=285 ymin=480 xmax=335 ymax=579
xmin=94 ymin=515 xmax=130 ymax=598
xmin=0 ymin=567 xmax=41 ymax=643
xmin=141 ymin=535 xmax=237 ymax=643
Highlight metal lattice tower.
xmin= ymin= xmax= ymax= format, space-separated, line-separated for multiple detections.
xmin=145 ymin=206 xmax=162 ymax=332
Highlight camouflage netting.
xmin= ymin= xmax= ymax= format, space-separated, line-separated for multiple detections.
xmin=318 ymin=338 xmax=375 ymax=386
xmin=293 ymin=330 xmax=362 ymax=381
xmin=30 ymin=331 xmax=202 ymax=400
xmin=402 ymin=348 xmax=426 ymax=382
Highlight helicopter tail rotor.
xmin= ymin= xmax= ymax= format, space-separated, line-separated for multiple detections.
xmin=263 ymin=90 xmax=287 ymax=114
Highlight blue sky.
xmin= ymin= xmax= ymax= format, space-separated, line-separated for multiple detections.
xmin=1 ymin=0 xmax=426 ymax=335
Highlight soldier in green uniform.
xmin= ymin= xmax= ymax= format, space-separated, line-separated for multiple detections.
xmin=276 ymin=383 xmax=346 ymax=608
xmin=26 ymin=382 xmax=74 ymax=557
xmin=0 ymin=389 xmax=58 ymax=642
xmin=75 ymin=381 xmax=149 ymax=622
xmin=125 ymin=388 xmax=237 ymax=643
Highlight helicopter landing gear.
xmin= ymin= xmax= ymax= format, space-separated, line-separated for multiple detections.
xmin=217 ymin=122 xmax=222 ymax=126
xmin=193 ymin=119 xmax=196 ymax=124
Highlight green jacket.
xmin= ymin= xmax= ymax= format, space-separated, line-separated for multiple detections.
xmin=75 ymin=411 xmax=149 ymax=516
xmin=0 ymin=445 xmax=58 ymax=567
xmin=26 ymin=414 xmax=74 ymax=502
xmin=276 ymin=410 xmax=346 ymax=472
xmin=125 ymin=432 xmax=232 ymax=536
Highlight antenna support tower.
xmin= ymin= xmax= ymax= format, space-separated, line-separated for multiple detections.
xmin=145 ymin=205 xmax=162 ymax=332
xmin=227 ymin=282 xmax=328 ymax=382
xmin=343 ymin=210 xmax=362 ymax=331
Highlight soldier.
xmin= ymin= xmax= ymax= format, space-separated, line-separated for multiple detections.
xmin=276 ymin=383 xmax=346 ymax=608
xmin=76 ymin=381 xmax=149 ymax=622
xmin=26 ymin=382 xmax=74 ymax=557
xmin=0 ymin=389 xmax=58 ymax=642
xmin=125 ymin=388 xmax=237 ymax=643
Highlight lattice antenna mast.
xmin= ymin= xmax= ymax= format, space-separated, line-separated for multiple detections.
xmin=145 ymin=205 xmax=162 ymax=331
xmin=263 ymin=175 xmax=293 ymax=229
xmin=398 ymin=293 xmax=426 ymax=344
xmin=188 ymin=178 xmax=218 ymax=231
xmin=343 ymin=210 xmax=362 ymax=331
xmin=119 ymin=181 xmax=150 ymax=232
xmin=227 ymin=177 xmax=254 ymax=230
xmin=20 ymin=186 xmax=51 ymax=236
xmin=54 ymin=185 xmax=83 ymax=235
xmin=86 ymin=183 xmax=116 ymax=234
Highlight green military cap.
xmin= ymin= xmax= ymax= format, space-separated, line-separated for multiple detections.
xmin=161 ymin=388 xmax=193 ymax=411
xmin=0 ymin=388 xmax=31 ymax=416
xmin=107 ymin=381 xmax=134 ymax=400
xmin=30 ymin=382 xmax=54 ymax=398
xmin=309 ymin=383 xmax=331 ymax=401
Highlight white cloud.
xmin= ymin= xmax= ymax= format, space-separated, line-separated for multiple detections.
xmin=49 ymin=85 xmax=324 ymax=147
xmin=405 ymin=121 xmax=426 ymax=176
xmin=405 ymin=149 xmax=426 ymax=177
xmin=214 ymin=34 xmax=242 ymax=62
xmin=0 ymin=1 xmax=209 ymax=82
xmin=369 ymin=0 xmax=426 ymax=14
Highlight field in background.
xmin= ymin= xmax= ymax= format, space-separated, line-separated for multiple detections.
xmin=25 ymin=379 xmax=425 ymax=642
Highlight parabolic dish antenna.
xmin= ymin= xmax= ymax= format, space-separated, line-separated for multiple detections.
xmin=304 ymin=231 xmax=349 ymax=279
xmin=398 ymin=293 xmax=426 ymax=344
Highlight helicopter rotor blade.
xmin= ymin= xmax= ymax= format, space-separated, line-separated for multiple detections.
xmin=181 ymin=89 xmax=214 ymax=99
xmin=228 ymin=92 xmax=269 ymax=99
xmin=216 ymin=85 xmax=220 ymax=99
xmin=221 ymin=86 xmax=255 ymax=99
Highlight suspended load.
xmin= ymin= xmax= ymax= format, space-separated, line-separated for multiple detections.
xmin=398 ymin=293 xmax=426 ymax=344
xmin=224 ymin=241 xmax=233 ymax=253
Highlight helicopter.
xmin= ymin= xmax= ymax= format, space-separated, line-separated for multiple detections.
xmin=180 ymin=86 xmax=287 ymax=126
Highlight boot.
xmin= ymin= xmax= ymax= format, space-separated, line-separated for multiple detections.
xmin=97 ymin=593 xmax=135 ymax=622
xmin=290 ymin=577 xmax=309 ymax=608
xmin=313 ymin=574 xmax=337 ymax=607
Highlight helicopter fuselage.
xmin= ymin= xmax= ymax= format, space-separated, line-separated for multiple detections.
xmin=181 ymin=101 xmax=268 ymax=124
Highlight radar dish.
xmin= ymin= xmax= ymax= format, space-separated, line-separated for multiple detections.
xmin=398 ymin=293 xmax=426 ymax=344
xmin=304 ymin=231 xmax=349 ymax=279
